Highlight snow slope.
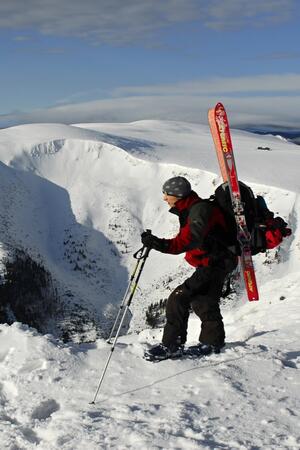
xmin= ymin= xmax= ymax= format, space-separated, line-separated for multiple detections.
xmin=0 ymin=302 xmax=299 ymax=449
xmin=74 ymin=120 xmax=300 ymax=191
xmin=0 ymin=119 xmax=299 ymax=448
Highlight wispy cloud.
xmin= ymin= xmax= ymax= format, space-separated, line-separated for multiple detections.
xmin=205 ymin=0 xmax=295 ymax=30
xmin=0 ymin=0 xmax=203 ymax=45
xmin=0 ymin=0 xmax=296 ymax=45
xmin=251 ymin=52 xmax=300 ymax=61
xmin=13 ymin=34 xmax=32 ymax=41
xmin=113 ymin=74 xmax=300 ymax=97
xmin=54 ymin=89 xmax=109 ymax=106
xmin=1 ymin=74 xmax=300 ymax=128
xmin=14 ymin=45 xmax=67 ymax=55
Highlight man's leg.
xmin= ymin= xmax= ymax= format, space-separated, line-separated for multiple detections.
xmin=162 ymin=285 xmax=191 ymax=348
xmin=192 ymin=297 xmax=225 ymax=346
xmin=185 ymin=267 xmax=227 ymax=347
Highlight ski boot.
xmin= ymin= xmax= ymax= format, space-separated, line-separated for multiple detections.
xmin=144 ymin=343 xmax=184 ymax=362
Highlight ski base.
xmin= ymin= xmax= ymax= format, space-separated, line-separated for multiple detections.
xmin=208 ymin=102 xmax=259 ymax=301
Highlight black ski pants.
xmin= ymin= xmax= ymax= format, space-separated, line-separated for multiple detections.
xmin=162 ymin=266 xmax=228 ymax=348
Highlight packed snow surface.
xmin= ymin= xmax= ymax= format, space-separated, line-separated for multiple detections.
xmin=0 ymin=119 xmax=299 ymax=449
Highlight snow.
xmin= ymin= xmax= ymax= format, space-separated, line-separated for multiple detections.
xmin=0 ymin=119 xmax=299 ymax=449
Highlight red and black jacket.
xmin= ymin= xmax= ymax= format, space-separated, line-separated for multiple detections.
xmin=161 ymin=191 xmax=231 ymax=267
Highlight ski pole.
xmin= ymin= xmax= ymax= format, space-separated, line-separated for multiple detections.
xmin=106 ymin=256 xmax=142 ymax=343
xmin=90 ymin=244 xmax=151 ymax=404
xmin=106 ymin=230 xmax=152 ymax=343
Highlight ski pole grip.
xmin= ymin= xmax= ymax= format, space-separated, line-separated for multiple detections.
xmin=133 ymin=229 xmax=152 ymax=259
xmin=133 ymin=245 xmax=151 ymax=260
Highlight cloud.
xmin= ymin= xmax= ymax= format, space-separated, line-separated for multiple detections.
xmin=251 ymin=52 xmax=300 ymax=61
xmin=113 ymin=74 xmax=300 ymax=97
xmin=0 ymin=0 xmax=296 ymax=44
xmin=1 ymin=74 xmax=300 ymax=128
xmin=205 ymin=0 xmax=295 ymax=30
xmin=13 ymin=34 xmax=32 ymax=41
xmin=0 ymin=0 xmax=203 ymax=45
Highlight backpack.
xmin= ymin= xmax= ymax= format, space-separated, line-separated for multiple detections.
xmin=212 ymin=181 xmax=292 ymax=256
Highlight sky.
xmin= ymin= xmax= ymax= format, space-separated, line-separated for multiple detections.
xmin=1 ymin=0 xmax=300 ymax=128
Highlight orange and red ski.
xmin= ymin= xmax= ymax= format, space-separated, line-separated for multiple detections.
xmin=208 ymin=102 xmax=259 ymax=301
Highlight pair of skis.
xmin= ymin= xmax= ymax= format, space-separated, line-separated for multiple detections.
xmin=208 ymin=103 xmax=259 ymax=301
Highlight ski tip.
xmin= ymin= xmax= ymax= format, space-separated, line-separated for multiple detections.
xmin=208 ymin=102 xmax=225 ymax=111
xmin=208 ymin=102 xmax=226 ymax=119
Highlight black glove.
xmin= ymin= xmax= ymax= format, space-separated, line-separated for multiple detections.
xmin=272 ymin=217 xmax=292 ymax=237
xmin=282 ymin=227 xmax=292 ymax=237
xmin=141 ymin=231 xmax=169 ymax=252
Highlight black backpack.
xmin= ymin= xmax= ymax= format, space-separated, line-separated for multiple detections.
xmin=212 ymin=181 xmax=291 ymax=255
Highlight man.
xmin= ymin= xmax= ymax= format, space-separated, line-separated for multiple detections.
xmin=141 ymin=176 xmax=237 ymax=361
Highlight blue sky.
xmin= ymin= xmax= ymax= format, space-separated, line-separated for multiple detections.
xmin=1 ymin=0 xmax=300 ymax=128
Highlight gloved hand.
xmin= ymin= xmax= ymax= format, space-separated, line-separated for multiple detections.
xmin=141 ymin=231 xmax=169 ymax=252
xmin=272 ymin=217 xmax=292 ymax=237
xmin=282 ymin=227 xmax=292 ymax=237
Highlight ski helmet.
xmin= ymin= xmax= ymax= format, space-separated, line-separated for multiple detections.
xmin=162 ymin=176 xmax=191 ymax=198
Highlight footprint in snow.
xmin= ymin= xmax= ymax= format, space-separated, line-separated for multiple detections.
xmin=20 ymin=426 xmax=41 ymax=445
xmin=31 ymin=399 xmax=60 ymax=421
xmin=281 ymin=350 xmax=300 ymax=369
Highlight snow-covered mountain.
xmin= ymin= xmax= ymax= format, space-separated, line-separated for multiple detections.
xmin=0 ymin=120 xmax=299 ymax=449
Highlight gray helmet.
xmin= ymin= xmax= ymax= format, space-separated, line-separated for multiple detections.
xmin=162 ymin=176 xmax=191 ymax=198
